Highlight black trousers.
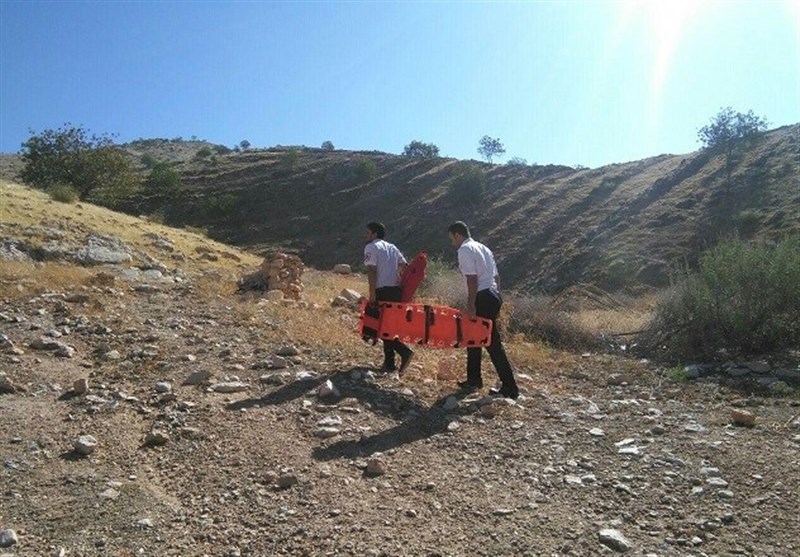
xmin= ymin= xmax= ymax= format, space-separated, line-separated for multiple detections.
xmin=466 ymin=288 xmax=517 ymax=390
xmin=376 ymin=286 xmax=412 ymax=368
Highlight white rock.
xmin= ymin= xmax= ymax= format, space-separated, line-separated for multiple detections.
xmin=317 ymin=380 xmax=339 ymax=398
xmin=74 ymin=434 xmax=98 ymax=456
xmin=314 ymin=427 xmax=341 ymax=438
xmin=333 ymin=264 xmax=352 ymax=274
xmin=155 ymin=381 xmax=172 ymax=393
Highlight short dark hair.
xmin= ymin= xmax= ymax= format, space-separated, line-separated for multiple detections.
xmin=367 ymin=221 xmax=386 ymax=239
xmin=447 ymin=221 xmax=470 ymax=238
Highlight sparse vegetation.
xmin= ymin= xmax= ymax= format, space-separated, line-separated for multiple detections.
xmin=506 ymin=157 xmax=527 ymax=166
xmin=641 ymin=237 xmax=800 ymax=361
xmin=504 ymin=293 xmax=600 ymax=350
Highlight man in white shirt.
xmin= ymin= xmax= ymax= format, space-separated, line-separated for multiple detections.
xmin=448 ymin=221 xmax=519 ymax=399
xmin=364 ymin=222 xmax=414 ymax=374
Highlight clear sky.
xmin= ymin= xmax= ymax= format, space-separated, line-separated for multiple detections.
xmin=1 ymin=1 xmax=798 ymax=168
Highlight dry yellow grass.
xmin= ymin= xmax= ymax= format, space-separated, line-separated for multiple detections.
xmin=0 ymin=260 xmax=92 ymax=300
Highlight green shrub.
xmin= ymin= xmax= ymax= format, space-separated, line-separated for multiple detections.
xmin=666 ymin=366 xmax=692 ymax=383
xmin=321 ymin=140 xmax=335 ymax=151
xmin=281 ymin=149 xmax=300 ymax=169
xmin=642 ymin=237 xmax=800 ymax=360
xmin=448 ymin=162 xmax=485 ymax=204
xmin=214 ymin=144 xmax=232 ymax=155
xmin=140 ymin=153 xmax=158 ymax=168
xmin=145 ymin=162 xmax=181 ymax=196
xmin=195 ymin=146 xmax=213 ymax=159
xmin=47 ymin=183 xmax=79 ymax=203
xmin=354 ymin=158 xmax=378 ymax=183
xmin=196 ymin=193 xmax=239 ymax=221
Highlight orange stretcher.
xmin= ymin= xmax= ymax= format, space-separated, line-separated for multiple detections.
xmin=359 ymin=300 xmax=492 ymax=348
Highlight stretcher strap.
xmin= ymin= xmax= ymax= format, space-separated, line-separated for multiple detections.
xmin=454 ymin=314 xmax=463 ymax=348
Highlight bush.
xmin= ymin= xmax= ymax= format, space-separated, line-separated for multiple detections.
xmin=448 ymin=162 xmax=485 ymax=204
xmin=47 ymin=183 xmax=79 ymax=203
xmin=641 ymin=237 xmax=800 ymax=360
xmin=504 ymin=293 xmax=600 ymax=350
xmin=321 ymin=140 xmax=335 ymax=151
xmin=140 ymin=153 xmax=158 ymax=168
xmin=195 ymin=146 xmax=213 ymax=159
xmin=278 ymin=149 xmax=299 ymax=170
xmin=506 ymin=157 xmax=528 ymax=166
xmin=214 ymin=144 xmax=232 ymax=155
xmin=354 ymin=158 xmax=378 ymax=183
xmin=418 ymin=257 xmax=465 ymax=307
xmin=145 ymin=162 xmax=181 ymax=197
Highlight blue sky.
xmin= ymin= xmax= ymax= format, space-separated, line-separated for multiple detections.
xmin=1 ymin=1 xmax=798 ymax=168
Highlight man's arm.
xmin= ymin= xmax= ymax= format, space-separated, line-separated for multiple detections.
xmin=465 ymin=274 xmax=478 ymax=319
xmin=367 ymin=265 xmax=378 ymax=303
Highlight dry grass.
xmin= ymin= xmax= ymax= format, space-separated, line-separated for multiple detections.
xmin=0 ymin=260 xmax=92 ymax=300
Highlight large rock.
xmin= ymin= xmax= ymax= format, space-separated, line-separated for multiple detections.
xmin=333 ymin=264 xmax=351 ymax=274
xmin=598 ymin=529 xmax=631 ymax=552
xmin=210 ymin=381 xmax=250 ymax=393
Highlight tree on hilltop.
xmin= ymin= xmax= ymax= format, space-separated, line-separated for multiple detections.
xmin=477 ymin=135 xmax=505 ymax=163
xmin=697 ymin=107 xmax=769 ymax=189
xmin=403 ymin=140 xmax=440 ymax=159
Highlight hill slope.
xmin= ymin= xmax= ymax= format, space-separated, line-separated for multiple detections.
xmin=4 ymin=125 xmax=799 ymax=293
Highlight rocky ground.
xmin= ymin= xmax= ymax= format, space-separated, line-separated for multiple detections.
xmin=1 ymin=182 xmax=800 ymax=557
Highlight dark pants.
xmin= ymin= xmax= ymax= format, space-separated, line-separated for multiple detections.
xmin=376 ymin=286 xmax=412 ymax=369
xmin=466 ymin=288 xmax=517 ymax=391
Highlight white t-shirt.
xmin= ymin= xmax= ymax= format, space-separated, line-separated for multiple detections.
xmin=364 ymin=239 xmax=406 ymax=288
xmin=457 ymin=238 xmax=498 ymax=291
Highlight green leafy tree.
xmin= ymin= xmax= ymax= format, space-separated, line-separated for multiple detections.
xmin=19 ymin=124 xmax=139 ymax=203
xmin=697 ymin=107 xmax=769 ymax=188
xmin=403 ymin=140 xmax=440 ymax=159
xmin=145 ymin=162 xmax=181 ymax=197
xmin=321 ymin=140 xmax=335 ymax=150
xmin=477 ymin=135 xmax=505 ymax=163
xmin=239 ymin=139 xmax=251 ymax=151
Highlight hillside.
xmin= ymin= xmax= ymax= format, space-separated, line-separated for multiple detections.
xmin=3 ymin=125 xmax=799 ymax=293
xmin=2 ymin=180 xmax=800 ymax=556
